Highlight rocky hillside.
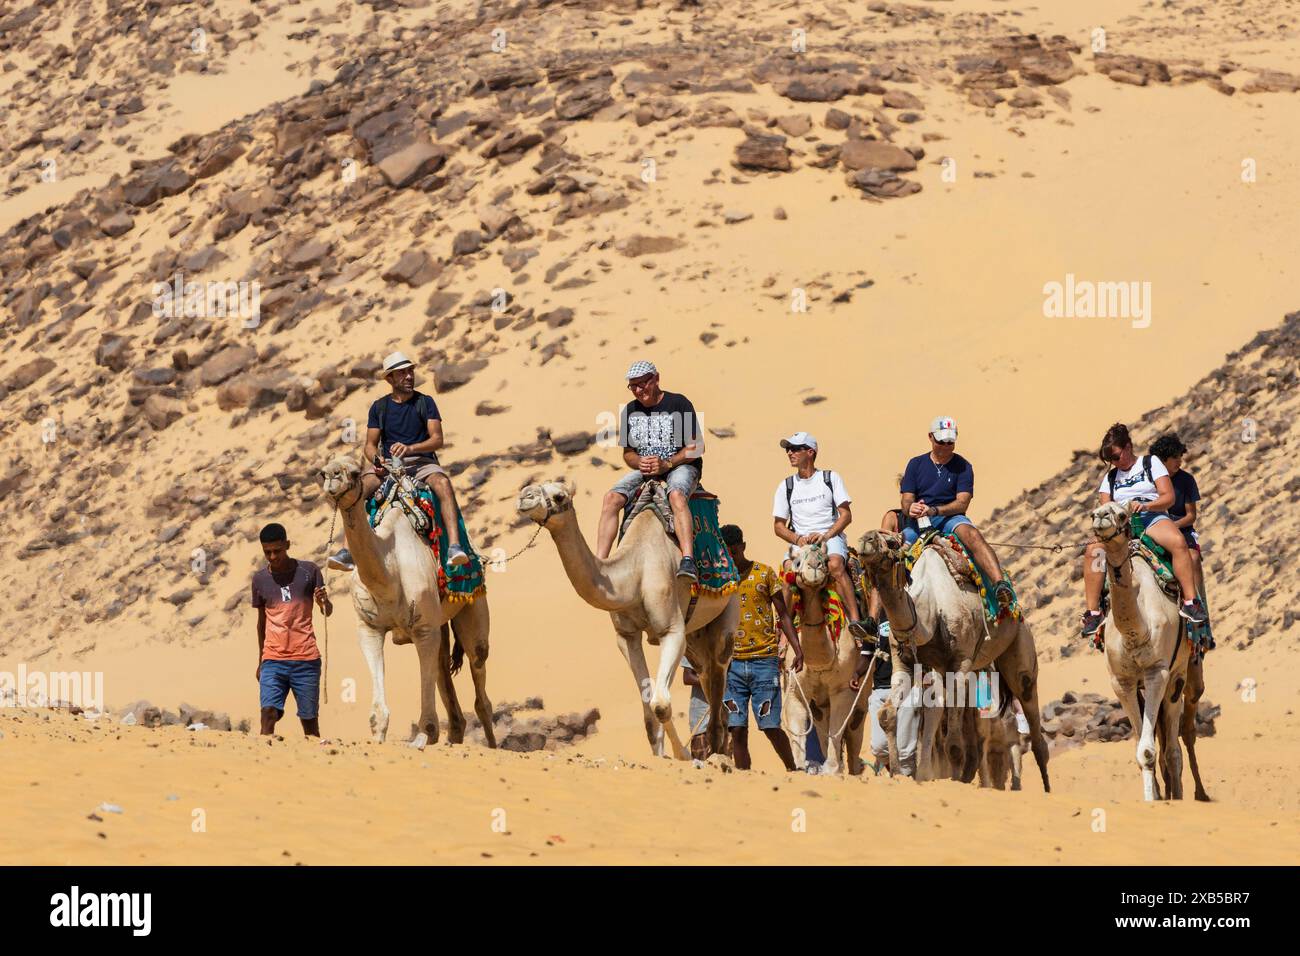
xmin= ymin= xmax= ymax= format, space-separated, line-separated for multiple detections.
xmin=991 ymin=311 xmax=1300 ymax=659
xmin=1 ymin=0 xmax=1298 ymax=662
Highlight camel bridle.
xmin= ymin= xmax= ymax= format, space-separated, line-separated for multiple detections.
xmin=326 ymin=468 xmax=367 ymax=512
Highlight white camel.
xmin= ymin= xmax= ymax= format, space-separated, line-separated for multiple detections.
xmin=782 ymin=544 xmax=868 ymax=775
xmin=1091 ymin=500 xmax=1192 ymax=801
xmin=516 ymin=479 xmax=737 ymax=758
xmin=320 ymin=455 xmax=494 ymax=750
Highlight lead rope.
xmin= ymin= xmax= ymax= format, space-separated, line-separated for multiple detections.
xmin=320 ymin=502 xmax=338 ymax=706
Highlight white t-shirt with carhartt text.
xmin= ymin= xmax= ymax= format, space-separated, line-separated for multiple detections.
xmin=772 ymin=470 xmax=851 ymax=535
xmin=1098 ymin=456 xmax=1169 ymax=504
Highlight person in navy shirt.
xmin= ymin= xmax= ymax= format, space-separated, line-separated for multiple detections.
xmin=899 ymin=416 xmax=1013 ymax=609
xmin=1150 ymin=432 xmax=1206 ymax=600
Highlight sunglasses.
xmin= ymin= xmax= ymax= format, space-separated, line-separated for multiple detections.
xmin=785 ymin=445 xmax=811 ymax=453
xmin=627 ymin=376 xmax=656 ymax=391
xmin=934 ymin=439 xmax=955 ymax=446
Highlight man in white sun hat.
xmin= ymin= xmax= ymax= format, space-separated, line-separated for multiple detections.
xmin=596 ymin=360 xmax=704 ymax=581
xmin=772 ymin=431 xmax=870 ymax=640
xmin=898 ymin=415 xmax=1012 ymax=608
xmin=328 ymin=351 xmax=469 ymax=571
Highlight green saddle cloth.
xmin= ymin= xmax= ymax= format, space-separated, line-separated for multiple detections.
xmin=1123 ymin=515 xmax=1215 ymax=656
xmin=365 ymin=481 xmax=485 ymax=603
xmin=687 ymin=496 xmax=740 ymax=595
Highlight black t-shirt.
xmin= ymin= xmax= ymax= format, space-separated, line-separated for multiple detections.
xmin=367 ymin=390 xmax=441 ymax=462
xmin=618 ymin=391 xmax=703 ymax=475
xmin=862 ymin=629 xmax=893 ymax=689
xmin=1169 ymin=470 xmax=1200 ymax=530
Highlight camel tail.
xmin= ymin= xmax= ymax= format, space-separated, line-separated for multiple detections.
xmin=445 ymin=622 xmax=465 ymax=675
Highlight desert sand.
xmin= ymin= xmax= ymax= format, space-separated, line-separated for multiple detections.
xmin=1 ymin=0 xmax=1298 ymax=864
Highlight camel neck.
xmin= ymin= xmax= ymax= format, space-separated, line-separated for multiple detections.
xmin=1104 ymin=539 xmax=1147 ymax=640
xmin=548 ymin=511 xmax=632 ymax=612
xmin=339 ymin=493 xmax=392 ymax=596
xmin=797 ymin=584 xmax=836 ymax=665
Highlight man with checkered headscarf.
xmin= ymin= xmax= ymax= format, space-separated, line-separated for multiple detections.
xmin=596 ymin=361 xmax=705 ymax=581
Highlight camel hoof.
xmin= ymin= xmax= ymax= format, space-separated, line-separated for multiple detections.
xmin=409 ymin=733 xmax=429 ymax=751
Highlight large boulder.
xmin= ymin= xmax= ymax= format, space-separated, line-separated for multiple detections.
xmin=376 ymin=141 xmax=446 ymax=188
xmin=735 ymin=133 xmax=792 ymax=171
xmin=839 ymin=139 xmax=917 ymax=173
xmin=200 ymin=345 xmax=257 ymax=386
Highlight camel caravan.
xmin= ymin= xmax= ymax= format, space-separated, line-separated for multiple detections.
xmin=245 ymin=353 xmax=1215 ymax=802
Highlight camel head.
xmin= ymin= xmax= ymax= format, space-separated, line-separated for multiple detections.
xmin=1091 ymin=500 xmax=1133 ymax=545
xmin=788 ymin=543 xmax=830 ymax=591
xmin=319 ymin=455 xmax=363 ymax=505
xmin=856 ymin=530 xmax=906 ymax=571
xmin=516 ymin=479 xmax=576 ymax=527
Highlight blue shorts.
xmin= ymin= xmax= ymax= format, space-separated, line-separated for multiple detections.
xmin=901 ymin=512 xmax=973 ymax=545
xmin=611 ymin=463 xmax=699 ymax=501
xmin=259 ymin=658 xmax=322 ymax=719
xmin=724 ymin=656 xmax=782 ymax=730
xmin=1134 ymin=510 xmax=1171 ymax=533
xmin=688 ymin=687 xmax=710 ymax=736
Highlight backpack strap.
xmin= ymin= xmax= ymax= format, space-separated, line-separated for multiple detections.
xmin=1142 ymin=454 xmax=1153 ymax=487
xmin=785 ymin=475 xmax=795 ymax=530
xmin=1107 ymin=466 xmax=1118 ymax=499
xmin=823 ymin=470 xmax=837 ymax=521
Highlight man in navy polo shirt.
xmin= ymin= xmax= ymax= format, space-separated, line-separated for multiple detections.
xmin=899 ymin=416 xmax=1013 ymax=609
xmin=329 ymin=351 xmax=469 ymax=571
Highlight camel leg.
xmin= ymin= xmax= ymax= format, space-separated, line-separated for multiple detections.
xmin=1160 ymin=691 xmax=1185 ymax=801
xmin=410 ymin=626 xmax=444 ymax=750
xmin=1181 ymin=659 xmax=1210 ymax=801
xmin=843 ymin=695 xmax=867 ymax=776
xmin=823 ymin=693 xmax=850 ymax=776
xmin=692 ymin=620 xmax=732 ymax=760
xmin=616 ymin=627 xmax=664 ymax=757
xmin=1135 ymin=667 xmax=1172 ymax=802
xmin=434 ymin=630 xmax=466 ymax=745
xmin=784 ymin=678 xmax=812 ymax=771
xmin=995 ymin=626 xmax=1050 ymax=793
xmin=452 ymin=601 xmax=495 ymax=748
xmin=359 ymin=622 xmax=390 ymax=744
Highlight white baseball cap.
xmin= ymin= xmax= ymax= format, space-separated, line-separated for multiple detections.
xmin=780 ymin=431 xmax=818 ymax=451
xmin=930 ymin=416 xmax=958 ymax=442
xmin=383 ymin=351 xmax=415 ymax=374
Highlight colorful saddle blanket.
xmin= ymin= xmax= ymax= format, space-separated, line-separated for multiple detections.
xmin=902 ymin=530 xmax=1021 ymax=625
xmin=365 ymin=476 xmax=485 ymax=604
xmin=781 ymin=579 xmax=847 ymax=642
xmin=618 ymin=480 xmax=739 ymax=595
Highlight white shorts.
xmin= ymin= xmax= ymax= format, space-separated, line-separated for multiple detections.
xmin=787 ymin=533 xmax=848 ymax=562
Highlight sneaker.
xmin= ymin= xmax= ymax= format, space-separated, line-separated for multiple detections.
xmin=1179 ymin=598 xmax=1209 ymax=625
xmin=326 ymin=548 xmax=355 ymax=572
xmin=994 ymin=581 xmax=1014 ymax=609
xmin=1015 ymin=712 xmax=1031 ymax=735
xmin=677 ymin=555 xmax=698 ymax=581
xmin=1080 ymin=610 xmax=1104 ymax=638
xmin=446 ymin=544 xmax=470 ymax=567
xmin=848 ymin=620 xmax=874 ymax=643
xmin=877 ymin=620 xmax=892 ymax=640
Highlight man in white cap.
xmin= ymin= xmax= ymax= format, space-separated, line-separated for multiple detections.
xmin=328 ymin=351 xmax=469 ymax=570
xmin=772 ymin=432 xmax=870 ymax=639
xmin=596 ymin=360 xmax=703 ymax=580
xmin=899 ymin=415 xmax=1011 ymax=608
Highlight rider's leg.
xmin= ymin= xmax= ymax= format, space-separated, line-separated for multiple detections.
xmin=425 ymin=472 xmax=463 ymax=548
xmin=596 ymin=491 xmax=629 ymax=559
xmin=827 ymin=553 xmax=861 ymax=621
xmin=1145 ymin=519 xmax=1198 ymax=600
xmin=667 ymin=489 xmax=694 ymax=560
xmin=952 ymin=521 xmax=1004 ymax=582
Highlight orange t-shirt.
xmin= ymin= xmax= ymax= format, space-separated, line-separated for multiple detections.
xmin=251 ymin=560 xmax=322 ymax=661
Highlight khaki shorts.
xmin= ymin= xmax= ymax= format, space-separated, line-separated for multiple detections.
xmin=363 ymin=457 xmax=447 ymax=486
